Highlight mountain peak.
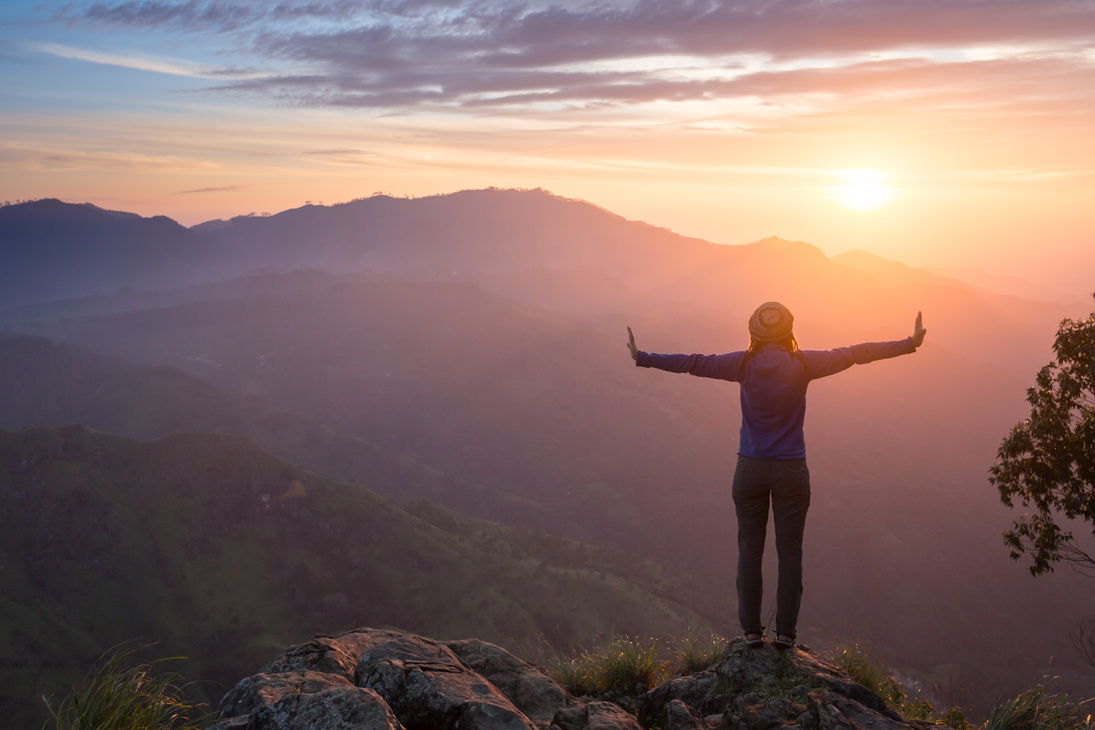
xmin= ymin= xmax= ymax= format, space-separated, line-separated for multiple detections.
xmin=748 ymin=235 xmax=829 ymax=261
xmin=0 ymin=198 xmax=145 ymax=224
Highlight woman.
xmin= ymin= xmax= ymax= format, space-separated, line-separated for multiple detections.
xmin=626 ymin=302 xmax=926 ymax=649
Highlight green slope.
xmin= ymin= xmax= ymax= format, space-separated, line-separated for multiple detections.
xmin=0 ymin=425 xmax=725 ymax=730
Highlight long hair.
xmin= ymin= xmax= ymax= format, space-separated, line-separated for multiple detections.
xmin=749 ymin=333 xmax=798 ymax=353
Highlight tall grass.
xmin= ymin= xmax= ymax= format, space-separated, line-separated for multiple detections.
xmin=831 ymin=645 xmax=1095 ymax=730
xmin=983 ymin=680 xmax=1093 ymax=730
xmin=831 ymin=644 xmax=935 ymax=721
xmin=546 ymin=631 xmax=728 ymax=696
xmin=43 ymin=645 xmax=211 ymax=730
xmin=674 ymin=634 xmax=727 ymax=675
xmin=549 ymin=636 xmax=667 ymax=695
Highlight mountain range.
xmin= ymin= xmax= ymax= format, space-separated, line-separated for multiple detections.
xmin=1 ymin=189 xmax=1093 ymax=721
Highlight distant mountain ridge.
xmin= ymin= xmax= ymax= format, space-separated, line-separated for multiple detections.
xmin=4 ymin=189 xmax=1094 ymax=709
xmin=0 ymin=190 xmax=712 ymax=311
xmin=0 ymin=198 xmax=214 ymax=309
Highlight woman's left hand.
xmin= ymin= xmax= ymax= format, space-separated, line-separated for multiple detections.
xmin=912 ymin=312 xmax=927 ymax=348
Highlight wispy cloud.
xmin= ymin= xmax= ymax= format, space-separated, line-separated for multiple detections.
xmin=32 ymin=41 xmax=223 ymax=78
xmin=175 ymin=185 xmax=247 ymax=194
xmin=0 ymin=142 xmax=221 ymax=172
xmin=46 ymin=0 xmax=1095 ymax=115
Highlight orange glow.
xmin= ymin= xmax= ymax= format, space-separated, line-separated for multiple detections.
xmin=829 ymin=169 xmax=895 ymax=211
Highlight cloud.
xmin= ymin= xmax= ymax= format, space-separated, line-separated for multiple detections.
xmin=304 ymin=148 xmax=375 ymax=155
xmin=0 ymin=143 xmax=220 ymax=172
xmin=51 ymin=0 xmax=1095 ymax=113
xmin=32 ymin=41 xmax=228 ymax=78
xmin=175 ymin=185 xmax=247 ymax=193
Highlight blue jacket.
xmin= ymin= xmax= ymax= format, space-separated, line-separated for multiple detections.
xmin=636 ymin=337 xmax=917 ymax=459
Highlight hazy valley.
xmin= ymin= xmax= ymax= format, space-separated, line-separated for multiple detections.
xmin=1 ymin=189 xmax=1093 ymax=726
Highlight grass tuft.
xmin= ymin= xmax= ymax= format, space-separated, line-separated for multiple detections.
xmin=830 ymin=644 xmax=935 ymax=721
xmin=549 ymin=652 xmax=600 ymax=696
xmin=983 ymin=679 xmax=1093 ymax=730
xmin=43 ymin=644 xmax=211 ymax=730
xmin=599 ymin=636 xmax=666 ymax=690
xmin=548 ymin=635 xmax=669 ymax=695
xmin=673 ymin=633 xmax=727 ymax=675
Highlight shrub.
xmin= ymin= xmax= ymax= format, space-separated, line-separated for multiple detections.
xmin=43 ymin=645 xmax=210 ymax=730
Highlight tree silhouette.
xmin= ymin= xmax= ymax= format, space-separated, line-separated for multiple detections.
xmin=990 ymin=295 xmax=1095 ymax=577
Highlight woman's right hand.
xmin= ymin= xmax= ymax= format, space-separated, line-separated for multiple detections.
xmin=626 ymin=326 xmax=638 ymax=361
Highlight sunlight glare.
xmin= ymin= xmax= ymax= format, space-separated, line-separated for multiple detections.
xmin=830 ymin=169 xmax=895 ymax=211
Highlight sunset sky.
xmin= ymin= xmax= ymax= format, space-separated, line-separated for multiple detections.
xmin=3 ymin=0 xmax=1094 ymax=300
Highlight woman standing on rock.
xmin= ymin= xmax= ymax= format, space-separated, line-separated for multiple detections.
xmin=626 ymin=303 xmax=926 ymax=649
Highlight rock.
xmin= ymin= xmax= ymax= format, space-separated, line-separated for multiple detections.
xmin=640 ymin=638 xmax=934 ymax=730
xmin=262 ymin=628 xmax=409 ymax=680
xmin=211 ymin=629 xmax=929 ymax=730
xmin=254 ymin=686 xmax=404 ymax=729
xmin=447 ymin=638 xmax=577 ymax=726
xmin=216 ymin=670 xmax=355 ymax=719
xmin=661 ymin=698 xmax=708 ymax=730
xmin=210 ymin=671 xmax=404 ymax=729
xmin=354 ymin=633 xmax=538 ymax=730
xmin=551 ymin=701 xmax=644 ymax=730
xmin=642 ymin=671 xmax=719 ymax=722
xmin=809 ymin=691 xmax=915 ymax=730
xmin=586 ymin=701 xmax=645 ymax=730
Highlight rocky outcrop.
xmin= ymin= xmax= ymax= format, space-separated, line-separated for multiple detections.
xmin=640 ymin=639 xmax=937 ymax=730
xmin=209 ymin=628 xmax=935 ymax=730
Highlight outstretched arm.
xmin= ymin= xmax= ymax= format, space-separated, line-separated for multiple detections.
xmin=628 ymin=329 xmax=746 ymax=380
xmin=912 ymin=311 xmax=927 ymax=348
xmin=803 ymin=312 xmax=925 ymax=379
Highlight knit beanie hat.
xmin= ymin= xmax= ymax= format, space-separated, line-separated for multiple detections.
xmin=749 ymin=301 xmax=794 ymax=342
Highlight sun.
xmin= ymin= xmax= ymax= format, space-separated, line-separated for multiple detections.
xmin=829 ymin=169 xmax=895 ymax=211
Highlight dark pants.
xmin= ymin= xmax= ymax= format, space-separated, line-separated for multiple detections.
xmin=732 ymin=455 xmax=811 ymax=638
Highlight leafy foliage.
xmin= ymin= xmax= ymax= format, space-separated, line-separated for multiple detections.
xmin=43 ymin=645 xmax=211 ymax=730
xmin=991 ymin=297 xmax=1095 ymax=575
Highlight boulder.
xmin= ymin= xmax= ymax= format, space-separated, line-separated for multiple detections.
xmin=447 ymin=637 xmax=577 ymax=726
xmin=217 ymin=670 xmax=353 ymax=718
xmin=209 ymin=671 xmax=403 ymax=730
xmin=550 ymin=701 xmax=644 ymax=730
xmin=661 ymin=699 xmax=709 ymax=730
xmin=262 ymin=628 xmax=409 ymax=680
xmin=640 ymin=638 xmax=934 ymax=730
xmin=354 ymin=633 xmax=537 ymax=730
